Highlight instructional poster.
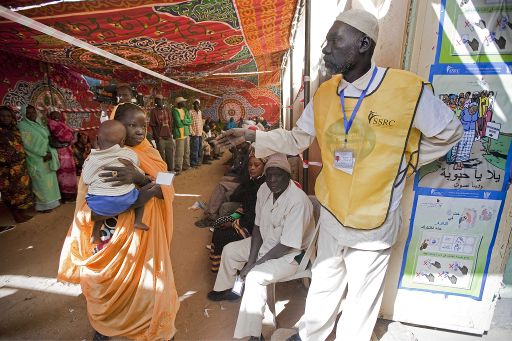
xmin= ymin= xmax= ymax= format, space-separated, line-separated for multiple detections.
xmin=437 ymin=0 xmax=512 ymax=64
xmin=400 ymin=63 xmax=511 ymax=299
xmin=417 ymin=64 xmax=512 ymax=192
xmin=399 ymin=195 xmax=503 ymax=298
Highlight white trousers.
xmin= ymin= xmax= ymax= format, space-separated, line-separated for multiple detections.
xmin=299 ymin=226 xmax=391 ymax=341
xmin=213 ymin=238 xmax=298 ymax=339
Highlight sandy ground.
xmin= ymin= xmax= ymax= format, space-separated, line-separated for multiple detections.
xmin=1 ymin=153 xmax=511 ymax=341
xmin=0 ymin=154 xmax=305 ymax=340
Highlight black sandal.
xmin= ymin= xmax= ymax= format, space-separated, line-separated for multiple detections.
xmin=93 ymin=331 xmax=110 ymax=340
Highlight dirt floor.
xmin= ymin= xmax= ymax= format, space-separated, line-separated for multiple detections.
xmin=1 ymin=153 xmax=511 ymax=341
xmin=0 ymin=154 xmax=305 ymax=340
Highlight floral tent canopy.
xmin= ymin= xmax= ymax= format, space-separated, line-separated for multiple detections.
xmin=0 ymin=0 xmax=299 ymax=122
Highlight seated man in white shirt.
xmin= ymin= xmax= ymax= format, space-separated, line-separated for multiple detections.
xmin=207 ymin=153 xmax=315 ymax=341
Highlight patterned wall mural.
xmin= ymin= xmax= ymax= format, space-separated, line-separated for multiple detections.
xmin=0 ymin=0 xmax=298 ymax=123
xmin=0 ymin=51 xmax=101 ymax=131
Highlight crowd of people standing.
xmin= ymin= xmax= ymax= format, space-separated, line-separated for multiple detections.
xmin=0 ymin=90 xmax=267 ymax=232
xmin=149 ymin=94 xmax=261 ymax=175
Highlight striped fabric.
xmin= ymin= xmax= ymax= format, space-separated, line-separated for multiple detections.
xmin=189 ymin=109 xmax=203 ymax=137
xmin=82 ymin=144 xmax=140 ymax=196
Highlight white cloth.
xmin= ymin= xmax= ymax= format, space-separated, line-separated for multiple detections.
xmin=254 ymin=181 xmax=316 ymax=263
xmin=254 ymin=65 xmax=463 ymax=250
xmin=299 ymin=226 xmax=392 ymax=341
xmin=82 ymin=144 xmax=140 ymax=196
xmin=213 ymin=238 xmax=298 ymax=338
xmin=99 ymin=111 xmax=109 ymax=123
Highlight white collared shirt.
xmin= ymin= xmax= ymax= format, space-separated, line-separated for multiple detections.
xmin=254 ymin=181 xmax=316 ymax=262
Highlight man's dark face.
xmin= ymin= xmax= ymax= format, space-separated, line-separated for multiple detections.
xmin=322 ymin=22 xmax=361 ymax=75
xmin=49 ymin=111 xmax=61 ymax=121
xmin=265 ymin=167 xmax=290 ymax=194
xmin=193 ymin=102 xmax=200 ymax=111
xmin=177 ymin=102 xmax=185 ymax=109
xmin=117 ymin=87 xmax=132 ymax=104
xmin=0 ymin=109 xmax=12 ymax=127
xmin=26 ymin=106 xmax=38 ymax=122
xmin=155 ymin=98 xmax=162 ymax=107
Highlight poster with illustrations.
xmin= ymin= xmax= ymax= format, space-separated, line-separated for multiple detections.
xmin=437 ymin=0 xmax=512 ymax=63
xmin=399 ymin=195 xmax=504 ymax=299
xmin=417 ymin=63 xmax=512 ymax=194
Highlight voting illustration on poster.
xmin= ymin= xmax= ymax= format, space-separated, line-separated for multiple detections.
xmin=417 ymin=64 xmax=512 ymax=192
xmin=399 ymin=195 xmax=503 ymax=298
xmin=437 ymin=0 xmax=512 ymax=64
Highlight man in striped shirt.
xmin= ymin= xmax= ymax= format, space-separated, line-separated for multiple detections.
xmin=189 ymin=99 xmax=204 ymax=167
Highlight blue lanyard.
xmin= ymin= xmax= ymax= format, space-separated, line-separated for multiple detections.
xmin=340 ymin=67 xmax=379 ymax=140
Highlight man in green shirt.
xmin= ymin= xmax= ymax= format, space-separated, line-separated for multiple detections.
xmin=172 ymin=97 xmax=193 ymax=174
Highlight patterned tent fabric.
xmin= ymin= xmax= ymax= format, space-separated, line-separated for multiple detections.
xmin=0 ymin=0 xmax=298 ymax=123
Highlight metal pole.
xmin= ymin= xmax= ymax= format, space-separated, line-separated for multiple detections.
xmin=288 ymin=48 xmax=294 ymax=130
xmin=280 ymin=69 xmax=285 ymax=128
xmin=0 ymin=5 xmax=219 ymax=98
xmin=302 ymin=0 xmax=311 ymax=192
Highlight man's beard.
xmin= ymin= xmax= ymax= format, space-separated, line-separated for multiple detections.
xmin=325 ymin=58 xmax=355 ymax=75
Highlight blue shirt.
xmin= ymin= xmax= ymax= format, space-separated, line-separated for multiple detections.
xmin=460 ymin=108 xmax=478 ymax=131
xmin=227 ymin=120 xmax=237 ymax=129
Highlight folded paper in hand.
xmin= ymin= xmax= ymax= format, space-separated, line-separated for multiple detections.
xmin=156 ymin=172 xmax=175 ymax=186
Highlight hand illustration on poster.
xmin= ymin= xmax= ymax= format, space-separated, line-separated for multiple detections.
xmin=417 ymin=65 xmax=511 ymax=192
xmin=400 ymin=195 xmax=503 ymax=299
xmin=437 ymin=0 xmax=512 ymax=64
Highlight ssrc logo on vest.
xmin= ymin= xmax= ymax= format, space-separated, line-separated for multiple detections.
xmin=368 ymin=111 xmax=395 ymax=127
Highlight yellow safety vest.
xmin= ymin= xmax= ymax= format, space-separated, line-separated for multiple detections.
xmin=314 ymin=68 xmax=428 ymax=230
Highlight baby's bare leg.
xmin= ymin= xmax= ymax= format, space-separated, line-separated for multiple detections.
xmin=132 ymin=183 xmax=159 ymax=231
xmin=91 ymin=220 xmax=104 ymax=244
xmin=134 ymin=206 xmax=149 ymax=231
xmin=132 ymin=183 xmax=158 ymax=208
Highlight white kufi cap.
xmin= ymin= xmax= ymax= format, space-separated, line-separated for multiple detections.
xmin=336 ymin=9 xmax=379 ymax=43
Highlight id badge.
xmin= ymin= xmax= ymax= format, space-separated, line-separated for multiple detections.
xmin=334 ymin=149 xmax=355 ymax=175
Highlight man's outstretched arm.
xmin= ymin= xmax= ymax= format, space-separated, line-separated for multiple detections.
xmin=217 ymin=126 xmax=314 ymax=158
xmin=217 ymin=101 xmax=316 ymax=157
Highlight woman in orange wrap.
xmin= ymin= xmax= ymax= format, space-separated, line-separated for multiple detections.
xmin=57 ymin=103 xmax=179 ymax=340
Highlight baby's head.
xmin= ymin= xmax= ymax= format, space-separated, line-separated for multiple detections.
xmin=97 ymin=120 xmax=127 ymax=150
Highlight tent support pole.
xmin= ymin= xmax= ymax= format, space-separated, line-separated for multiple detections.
xmin=289 ymin=48 xmax=294 ymax=130
xmin=302 ymin=0 xmax=311 ymax=192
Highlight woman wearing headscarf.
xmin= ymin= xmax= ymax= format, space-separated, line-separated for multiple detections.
xmin=58 ymin=103 xmax=179 ymax=340
xmin=17 ymin=105 xmax=61 ymax=212
xmin=47 ymin=110 xmax=78 ymax=202
xmin=208 ymin=150 xmax=267 ymax=272
xmin=0 ymin=106 xmax=35 ymax=223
